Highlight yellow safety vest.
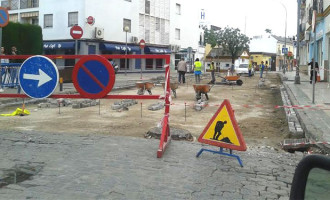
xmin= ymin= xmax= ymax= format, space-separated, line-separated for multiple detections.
xmin=210 ymin=64 xmax=215 ymax=71
xmin=194 ymin=61 xmax=202 ymax=71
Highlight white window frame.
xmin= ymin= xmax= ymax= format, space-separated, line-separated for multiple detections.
xmin=123 ymin=18 xmax=131 ymax=33
xmin=44 ymin=14 xmax=53 ymax=28
xmin=176 ymin=3 xmax=181 ymax=15
xmin=68 ymin=12 xmax=78 ymax=27
xmin=175 ymin=28 xmax=180 ymax=40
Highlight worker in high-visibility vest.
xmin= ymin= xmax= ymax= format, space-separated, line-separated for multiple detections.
xmin=194 ymin=58 xmax=202 ymax=83
xmin=209 ymin=61 xmax=216 ymax=84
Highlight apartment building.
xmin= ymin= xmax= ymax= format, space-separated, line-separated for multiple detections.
xmin=299 ymin=0 xmax=330 ymax=81
xmin=1 ymin=0 xmax=204 ymax=72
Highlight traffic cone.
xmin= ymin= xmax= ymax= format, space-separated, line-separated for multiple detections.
xmin=317 ymin=74 xmax=321 ymax=82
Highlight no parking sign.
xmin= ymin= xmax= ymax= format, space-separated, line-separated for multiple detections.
xmin=72 ymin=55 xmax=116 ymax=99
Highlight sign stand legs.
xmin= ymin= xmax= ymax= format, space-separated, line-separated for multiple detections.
xmin=196 ymin=147 xmax=243 ymax=167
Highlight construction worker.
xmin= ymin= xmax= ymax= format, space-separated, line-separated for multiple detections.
xmin=194 ymin=58 xmax=202 ymax=83
xmin=209 ymin=61 xmax=216 ymax=84
xmin=248 ymin=62 xmax=253 ymax=77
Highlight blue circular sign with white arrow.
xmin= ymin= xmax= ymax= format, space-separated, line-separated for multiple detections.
xmin=19 ymin=55 xmax=59 ymax=99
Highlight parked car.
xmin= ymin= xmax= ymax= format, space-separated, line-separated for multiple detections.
xmin=235 ymin=64 xmax=254 ymax=76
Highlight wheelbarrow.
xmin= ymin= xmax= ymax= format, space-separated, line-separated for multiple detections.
xmin=219 ymin=75 xmax=243 ymax=86
xmin=161 ymin=82 xmax=179 ymax=98
xmin=136 ymin=82 xmax=155 ymax=95
xmin=193 ymin=84 xmax=213 ymax=101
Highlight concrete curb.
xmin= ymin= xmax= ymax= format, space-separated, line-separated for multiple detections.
xmin=282 ymin=79 xmax=330 ymax=153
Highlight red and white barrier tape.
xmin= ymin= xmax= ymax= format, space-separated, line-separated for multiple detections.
xmin=165 ymin=102 xmax=330 ymax=110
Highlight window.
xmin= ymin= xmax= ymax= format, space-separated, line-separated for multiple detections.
xmin=3 ymin=0 xmax=19 ymax=10
xmin=123 ymin=19 xmax=131 ymax=32
xmin=44 ymin=14 xmax=53 ymax=28
xmin=175 ymin=28 xmax=180 ymax=40
xmin=32 ymin=18 xmax=38 ymax=25
xmin=145 ymin=0 xmax=150 ymax=14
xmin=20 ymin=0 xmax=39 ymax=9
xmin=68 ymin=12 xmax=78 ymax=27
xmin=156 ymin=18 xmax=160 ymax=31
xmin=176 ymin=4 xmax=181 ymax=15
xmin=156 ymin=59 xmax=163 ymax=69
xmin=9 ymin=14 xmax=19 ymax=22
xmin=146 ymin=59 xmax=153 ymax=69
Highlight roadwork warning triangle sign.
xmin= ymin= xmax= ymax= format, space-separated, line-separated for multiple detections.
xmin=198 ymin=99 xmax=247 ymax=151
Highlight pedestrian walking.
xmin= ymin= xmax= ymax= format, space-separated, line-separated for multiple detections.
xmin=260 ymin=61 xmax=265 ymax=78
xmin=194 ymin=58 xmax=202 ymax=84
xmin=248 ymin=61 xmax=253 ymax=77
xmin=177 ymin=58 xmax=187 ymax=84
xmin=209 ymin=61 xmax=216 ymax=84
xmin=308 ymin=58 xmax=319 ymax=84
xmin=230 ymin=63 xmax=235 ymax=75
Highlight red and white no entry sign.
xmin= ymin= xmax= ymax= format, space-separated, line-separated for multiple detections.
xmin=70 ymin=25 xmax=83 ymax=39
xmin=139 ymin=39 xmax=146 ymax=49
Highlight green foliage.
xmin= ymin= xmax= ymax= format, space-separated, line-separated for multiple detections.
xmin=265 ymin=29 xmax=272 ymax=34
xmin=2 ymin=22 xmax=42 ymax=55
xmin=204 ymin=28 xmax=219 ymax=48
xmin=204 ymin=26 xmax=250 ymax=64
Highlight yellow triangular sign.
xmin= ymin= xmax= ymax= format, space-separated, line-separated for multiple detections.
xmin=198 ymin=99 xmax=247 ymax=151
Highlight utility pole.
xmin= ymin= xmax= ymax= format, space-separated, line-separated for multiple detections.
xmin=295 ymin=0 xmax=301 ymax=84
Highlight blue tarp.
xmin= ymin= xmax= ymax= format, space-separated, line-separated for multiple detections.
xmin=43 ymin=41 xmax=75 ymax=49
xmin=100 ymin=43 xmax=140 ymax=53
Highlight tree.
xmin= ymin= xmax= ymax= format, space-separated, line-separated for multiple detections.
xmin=204 ymin=27 xmax=250 ymax=64
xmin=265 ymin=29 xmax=272 ymax=34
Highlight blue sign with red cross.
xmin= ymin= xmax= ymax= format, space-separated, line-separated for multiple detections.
xmin=0 ymin=7 xmax=9 ymax=27
xmin=72 ymin=55 xmax=116 ymax=99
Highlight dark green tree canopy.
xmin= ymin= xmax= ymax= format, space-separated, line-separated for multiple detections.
xmin=204 ymin=26 xmax=250 ymax=64
xmin=2 ymin=22 xmax=42 ymax=55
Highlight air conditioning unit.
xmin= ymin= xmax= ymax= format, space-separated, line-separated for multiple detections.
xmin=132 ymin=36 xmax=138 ymax=43
xmin=170 ymin=45 xmax=177 ymax=52
xmin=95 ymin=27 xmax=104 ymax=39
xmin=305 ymin=31 xmax=310 ymax=41
xmin=176 ymin=45 xmax=181 ymax=52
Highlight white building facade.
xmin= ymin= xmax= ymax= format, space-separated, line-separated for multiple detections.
xmin=1 ymin=0 xmax=204 ymax=73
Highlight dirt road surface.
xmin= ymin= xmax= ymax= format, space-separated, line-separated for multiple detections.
xmin=0 ymin=73 xmax=289 ymax=149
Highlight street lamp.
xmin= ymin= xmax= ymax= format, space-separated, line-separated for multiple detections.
xmin=124 ymin=26 xmax=130 ymax=76
xmin=279 ymin=2 xmax=287 ymax=73
xmin=295 ymin=0 xmax=301 ymax=84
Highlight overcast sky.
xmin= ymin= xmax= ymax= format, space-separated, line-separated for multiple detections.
xmin=200 ymin=0 xmax=298 ymax=38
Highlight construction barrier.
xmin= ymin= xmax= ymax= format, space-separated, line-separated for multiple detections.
xmin=0 ymin=54 xmax=172 ymax=158
xmin=1 ymin=63 xmax=21 ymax=88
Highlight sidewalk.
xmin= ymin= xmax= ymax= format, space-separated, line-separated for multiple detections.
xmin=282 ymin=70 xmax=330 ymax=152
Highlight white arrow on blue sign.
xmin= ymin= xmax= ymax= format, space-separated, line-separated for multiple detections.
xmin=19 ymin=56 xmax=59 ymax=99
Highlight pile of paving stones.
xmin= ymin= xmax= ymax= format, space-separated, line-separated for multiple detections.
xmin=194 ymin=99 xmax=208 ymax=111
xmin=280 ymin=86 xmax=304 ymax=137
xmin=111 ymin=99 xmax=138 ymax=111
xmin=38 ymin=98 xmax=72 ymax=108
xmin=148 ymin=101 xmax=164 ymax=111
xmin=145 ymin=126 xmax=193 ymax=141
xmin=72 ymin=99 xmax=99 ymax=109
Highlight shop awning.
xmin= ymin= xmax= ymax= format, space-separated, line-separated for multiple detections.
xmin=43 ymin=41 xmax=75 ymax=49
xmin=100 ymin=43 xmax=140 ymax=53
xmin=21 ymin=11 xmax=39 ymax=18
xmin=145 ymin=47 xmax=171 ymax=54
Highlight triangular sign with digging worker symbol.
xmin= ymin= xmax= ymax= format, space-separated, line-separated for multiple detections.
xmin=196 ymin=99 xmax=247 ymax=167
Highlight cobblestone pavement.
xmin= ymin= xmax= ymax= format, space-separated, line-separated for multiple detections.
xmin=0 ymin=131 xmax=303 ymax=200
